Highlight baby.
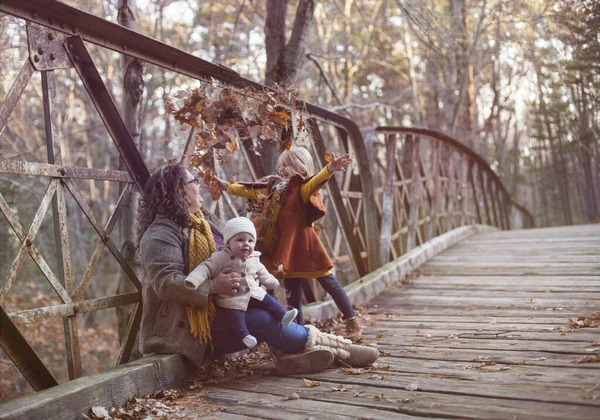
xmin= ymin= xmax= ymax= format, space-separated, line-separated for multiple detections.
xmin=184 ymin=217 xmax=297 ymax=348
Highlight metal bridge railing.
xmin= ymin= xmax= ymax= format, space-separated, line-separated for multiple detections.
xmin=0 ymin=0 xmax=532 ymax=393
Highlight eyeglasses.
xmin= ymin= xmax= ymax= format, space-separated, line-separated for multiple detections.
xmin=186 ymin=178 xmax=200 ymax=185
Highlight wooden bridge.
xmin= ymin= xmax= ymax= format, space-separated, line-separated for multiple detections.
xmin=2 ymin=223 xmax=598 ymax=419
xmin=156 ymin=224 xmax=600 ymax=419
xmin=0 ymin=2 xmax=597 ymax=419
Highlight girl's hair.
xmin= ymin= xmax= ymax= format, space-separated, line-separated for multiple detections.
xmin=136 ymin=163 xmax=191 ymax=245
xmin=276 ymin=146 xmax=315 ymax=179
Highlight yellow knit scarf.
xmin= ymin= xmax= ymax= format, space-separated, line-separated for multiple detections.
xmin=186 ymin=211 xmax=217 ymax=343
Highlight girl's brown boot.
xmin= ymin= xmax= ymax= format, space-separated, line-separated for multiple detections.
xmin=344 ymin=316 xmax=363 ymax=342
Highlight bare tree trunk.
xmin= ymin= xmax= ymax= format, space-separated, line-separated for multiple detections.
xmin=510 ymin=129 xmax=521 ymax=197
xmin=533 ymin=58 xmax=572 ymax=226
xmin=116 ymin=0 xmax=144 ymax=360
xmin=577 ymin=81 xmax=599 ymax=222
xmin=555 ymin=115 xmax=573 ymax=225
xmin=403 ymin=19 xmax=421 ymax=125
xmin=261 ymin=0 xmax=316 ymax=174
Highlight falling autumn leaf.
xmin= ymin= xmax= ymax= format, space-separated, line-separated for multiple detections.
xmin=280 ymin=138 xmax=293 ymax=151
xmin=324 ymin=151 xmax=333 ymax=164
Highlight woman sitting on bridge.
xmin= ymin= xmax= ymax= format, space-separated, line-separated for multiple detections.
xmin=135 ymin=163 xmax=378 ymax=374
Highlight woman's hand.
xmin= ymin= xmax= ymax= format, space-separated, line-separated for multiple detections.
xmin=327 ymin=153 xmax=352 ymax=173
xmin=211 ymin=267 xmax=241 ymax=295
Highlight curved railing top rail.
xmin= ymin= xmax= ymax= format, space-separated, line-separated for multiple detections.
xmin=375 ymin=126 xmax=533 ymax=223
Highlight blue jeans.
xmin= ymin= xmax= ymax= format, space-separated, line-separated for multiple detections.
xmin=285 ymin=273 xmax=355 ymax=325
xmin=210 ymin=300 xmax=307 ymax=356
xmin=224 ymin=294 xmax=287 ymax=341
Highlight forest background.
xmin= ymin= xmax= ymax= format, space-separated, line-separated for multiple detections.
xmin=0 ymin=0 xmax=598 ymax=401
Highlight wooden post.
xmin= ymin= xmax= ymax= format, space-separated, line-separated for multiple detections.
xmin=379 ymin=134 xmax=396 ymax=265
xmin=407 ymin=135 xmax=420 ymax=251
xmin=429 ymin=140 xmax=441 ymax=239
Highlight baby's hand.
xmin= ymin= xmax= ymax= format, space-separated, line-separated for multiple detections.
xmin=328 ymin=153 xmax=352 ymax=173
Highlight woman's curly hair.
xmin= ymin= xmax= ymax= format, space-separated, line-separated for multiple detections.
xmin=136 ymin=164 xmax=191 ymax=245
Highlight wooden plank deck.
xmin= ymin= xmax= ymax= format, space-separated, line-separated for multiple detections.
xmin=173 ymin=224 xmax=600 ymax=419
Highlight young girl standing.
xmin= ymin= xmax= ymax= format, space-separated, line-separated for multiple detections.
xmin=218 ymin=146 xmax=363 ymax=341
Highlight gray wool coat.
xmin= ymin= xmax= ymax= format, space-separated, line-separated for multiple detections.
xmin=184 ymin=247 xmax=279 ymax=310
xmin=139 ymin=215 xmax=212 ymax=369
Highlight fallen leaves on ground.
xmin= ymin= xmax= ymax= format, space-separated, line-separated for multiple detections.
xmin=86 ymin=345 xmax=272 ymax=419
xmin=568 ymin=313 xmax=600 ymax=330
xmin=574 ymin=354 xmax=600 ymax=364
xmin=87 ymin=389 xmax=190 ymax=420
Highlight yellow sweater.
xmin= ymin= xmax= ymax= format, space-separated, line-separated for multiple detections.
xmin=227 ymin=166 xmax=333 ymax=278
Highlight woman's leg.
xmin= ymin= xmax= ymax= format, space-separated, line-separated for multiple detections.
xmin=284 ymin=278 xmax=305 ymax=325
xmin=211 ymin=307 xmax=307 ymax=356
xmin=317 ymin=273 xmax=355 ymax=320
xmin=245 ymin=307 xmax=307 ymax=353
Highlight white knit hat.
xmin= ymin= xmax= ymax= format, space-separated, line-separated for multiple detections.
xmin=223 ymin=217 xmax=257 ymax=245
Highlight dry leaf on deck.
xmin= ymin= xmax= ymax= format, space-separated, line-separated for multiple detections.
xmin=405 ymin=382 xmax=419 ymax=391
xmin=340 ymin=367 xmax=367 ymax=375
xmin=374 ymin=393 xmax=387 ymax=401
xmin=303 ymin=378 xmax=320 ymax=387
xmin=282 ymin=392 xmax=300 ymax=401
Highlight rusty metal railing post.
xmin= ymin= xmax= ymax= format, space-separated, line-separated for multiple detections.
xmin=468 ymin=160 xmax=483 ymax=224
xmin=64 ymin=36 xmax=149 ymax=190
xmin=0 ymin=307 xmax=59 ymax=391
xmin=42 ymin=69 xmax=83 ymax=380
xmin=380 ymin=133 xmax=397 ymax=265
xmin=406 ymin=135 xmax=420 ymax=251
xmin=429 ymin=140 xmax=441 ymax=239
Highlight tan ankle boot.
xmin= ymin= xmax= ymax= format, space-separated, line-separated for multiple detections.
xmin=344 ymin=316 xmax=364 ymax=342
xmin=305 ymin=325 xmax=378 ymax=367
xmin=271 ymin=347 xmax=334 ymax=375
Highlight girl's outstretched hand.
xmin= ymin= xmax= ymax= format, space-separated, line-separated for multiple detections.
xmin=214 ymin=176 xmax=229 ymax=191
xmin=328 ymin=153 xmax=353 ymax=173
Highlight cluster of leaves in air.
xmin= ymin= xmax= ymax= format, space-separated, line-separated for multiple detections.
xmin=166 ymin=83 xmax=307 ymax=199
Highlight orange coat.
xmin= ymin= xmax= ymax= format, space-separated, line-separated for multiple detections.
xmin=266 ymin=174 xmax=333 ymax=273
